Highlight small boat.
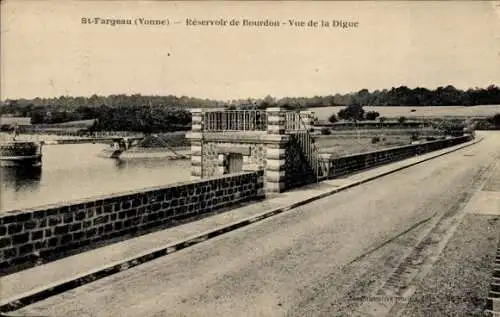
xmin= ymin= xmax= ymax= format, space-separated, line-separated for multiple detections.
xmin=0 ymin=125 xmax=43 ymax=167
xmin=0 ymin=141 xmax=43 ymax=167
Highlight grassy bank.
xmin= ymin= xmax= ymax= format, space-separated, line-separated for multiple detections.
xmin=312 ymin=125 xmax=438 ymax=157
xmin=314 ymin=136 xmax=410 ymax=157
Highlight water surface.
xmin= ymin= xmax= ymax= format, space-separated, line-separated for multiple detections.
xmin=1 ymin=143 xmax=191 ymax=211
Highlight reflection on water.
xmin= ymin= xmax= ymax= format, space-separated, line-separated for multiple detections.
xmin=2 ymin=166 xmax=42 ymax=192
xmin=1 ymin=143 xmax=191 ymax=211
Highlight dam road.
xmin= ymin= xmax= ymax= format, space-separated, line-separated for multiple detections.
xmin=9 ymin=131 xmax=500 ymax=317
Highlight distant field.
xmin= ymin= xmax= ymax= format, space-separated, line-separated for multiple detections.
xmin=312 ymin=105 xmax=500 ymax=120
xmin=315 ymin=135 xmax=410 ymax=157
xmin=313 ymin=126 xmax=447 ymax=157
xmin=0 ymin=116 xmax=31 ymax=125
xmin=0 ymin=117 xmax=97 ymax=127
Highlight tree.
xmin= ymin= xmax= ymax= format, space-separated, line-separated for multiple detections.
xmin=259 ymin=95 xmax=276 ymax=109
xmin=338 ymin=103 xmax=365 ymax=121
xmin=89 ymin=104 xmax=191 ymax=133
xmin=30 ymin=107 xmax=47 ymax=124
xmin=320 ymin=127 xmax=331 ymax=135
xmin=75 ymin=106 xmax=98 ymax=120
xmin=398 ymin=116 xmax=407 ymax=125
xmin=354 ymin=88 xmax=371 ymax=106
xmin=365 ymin=111 xmax=380 ymax=121
xmin=328 ymin=113 xmax=338 ymax=123
xmin=489 ymin=113 xmax=500 ymax=127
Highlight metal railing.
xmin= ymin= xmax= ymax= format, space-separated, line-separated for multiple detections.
xmin=201 ymin=109 xmax=327 ymax=181
xmin=285 ymin=112 xmax=302 ymax=131
xmin=203 ymin=110 xmax=267 ymax=132
xmin=285 ymin=112 xmax=328 ymax=181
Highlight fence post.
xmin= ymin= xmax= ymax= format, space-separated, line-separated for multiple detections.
xmin=186 ymin=108 xmax=204 ymax=179
xmin=264 ymin=107 xmax=289 ymax=193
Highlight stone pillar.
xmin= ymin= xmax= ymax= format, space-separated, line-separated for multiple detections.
xmin=299 ymin=110 xmax=315 ymax=131
xmin=265 ymin=107 xmax=289 ymax=193
xmin=266 ymin=107 xmax=286 ymax=135
xmin=187 ymin=109 xmax=204 ymax=179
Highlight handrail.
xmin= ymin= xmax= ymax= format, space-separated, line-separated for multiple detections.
xmin=285 ymin=112 xmax=328 ymax=180
xmin=284 ymin=112 xmax=302 ymax=131
xmin=203 ymin=110 xmax=267 ymax=132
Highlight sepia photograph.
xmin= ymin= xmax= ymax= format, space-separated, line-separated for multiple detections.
xmin=0 ymin=1 xmax=499 ymax=316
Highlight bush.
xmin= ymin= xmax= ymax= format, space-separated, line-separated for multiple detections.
xmin=0 ymin=124 xmax=15 ymax=132
xmin=371 ymin=136 xmax=381 ymax=144
xmin=365 ymin=111 xmax=380 ymax=121
xmin=338 ymin=103 xmax=365 ymax=121
xmin=321 ymin=127 xmax=331 ymax=135
xmin=328 ymin=113 xmax=338 ymax=123
xmin=489 ymin=113 xmax=500 ymax=127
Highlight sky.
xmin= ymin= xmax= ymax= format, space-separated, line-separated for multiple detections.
xmin=1 ymin=1 xmax=500 ymax=101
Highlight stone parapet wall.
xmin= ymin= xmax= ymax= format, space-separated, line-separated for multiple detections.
xmin=486 ymin=235 xmax=500 ymax=314
xmin=322 ymin=135 xmax=473 ymax=178
xmin=0 ymin=171 xmax=264 ymax=273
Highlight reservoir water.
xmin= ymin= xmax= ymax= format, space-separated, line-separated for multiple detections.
xmin=1 ymin=143 xmax=191 ymax=211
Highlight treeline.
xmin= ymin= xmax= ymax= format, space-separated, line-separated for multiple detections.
xmin=27 ymin=105 xmax=191 ymax=132
xmin=0 ymin=94 xmax=207 ymax=132
xmin=0 ymin=94 xmax=225 ymax=117
xmin=2 ymin=85 xmax=500 ymax=117
xmin=342 ymin=85 xmax=500 ymax=107
xmin=1 ymin=85 xmax=499 ymax=131
xmin=3 ymin=85 xmax=499 ymax=118
xmin=228 ymin=85 xmax=500 ymax=109
xmin=88 ymin=105 xmax=191 ymax=132
xmin=30 ymin=106 xmax=96 ymax=124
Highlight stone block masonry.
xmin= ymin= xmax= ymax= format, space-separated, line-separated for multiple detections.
xmin=186 ymin=130 xmax=268 ymax=179
xmin=0 ymin=171 xmax=264 ymax=273
xmin=200 ymin=141 xmax=266 ymax=178
xmin=487 ymin=238 xmax=500 ymax=314
xmin=265 ymin=108 xmax=288 ymax=193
